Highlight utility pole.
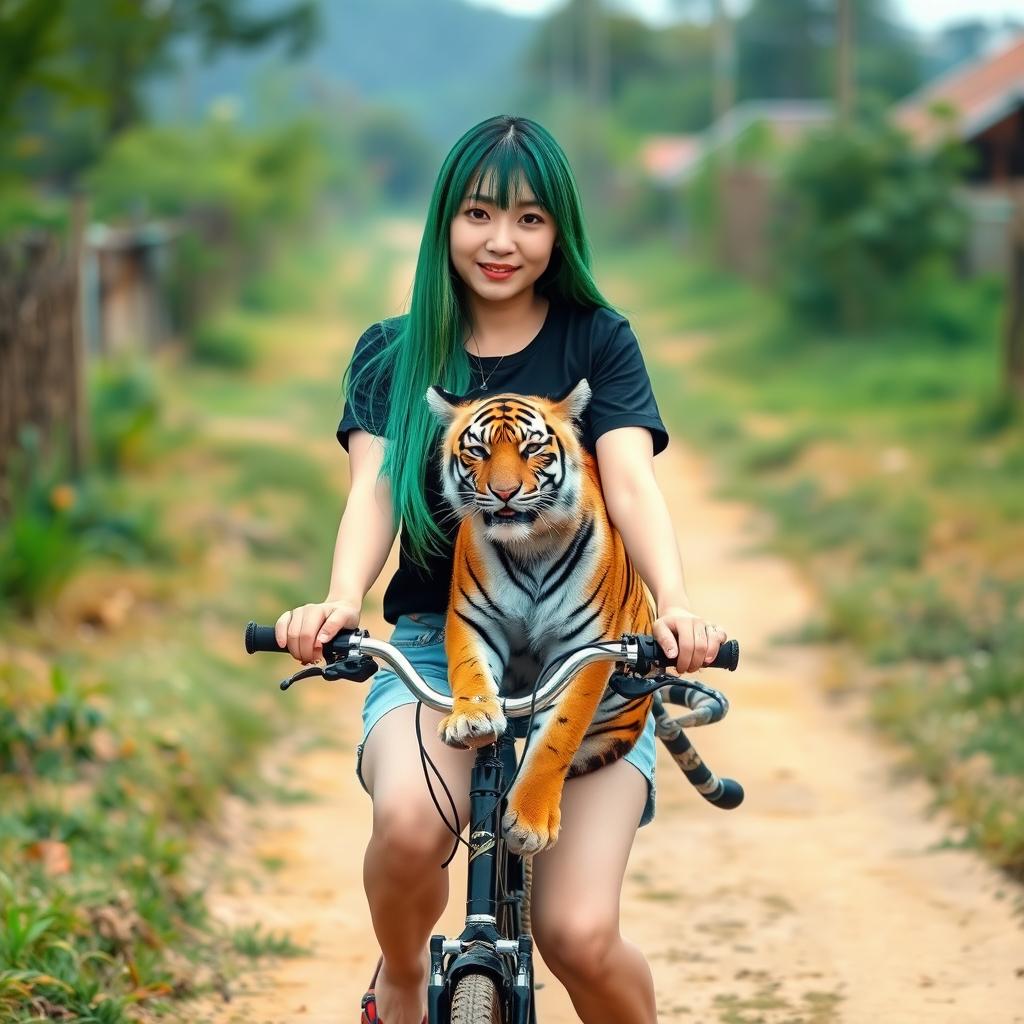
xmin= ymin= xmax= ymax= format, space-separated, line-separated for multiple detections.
xmin=837 ymin=0 xmax=854 ymax=124
xmin=711 ymin=0 xmax=735 ymax=139
xmin=710 ymin=0 xmax=736 ymax=266
xmin=585 ymin=0 xmax=609 ymax=111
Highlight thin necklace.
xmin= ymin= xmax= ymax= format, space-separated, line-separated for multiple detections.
xmin=468 ymin=331 xmax=505 ymax=392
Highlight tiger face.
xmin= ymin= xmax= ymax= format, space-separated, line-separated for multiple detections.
xmin=425 ymin=379 xmax=592 ymax=547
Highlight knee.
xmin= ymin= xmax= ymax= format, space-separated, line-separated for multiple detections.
xmin=369 ymin=797 xmax=454 ymax=874
xmin=532 ymin=911 xmax=620 ymax=985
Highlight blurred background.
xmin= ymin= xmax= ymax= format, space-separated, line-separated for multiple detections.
xmin=1 ymin=0 xmax=1023 ymax=1020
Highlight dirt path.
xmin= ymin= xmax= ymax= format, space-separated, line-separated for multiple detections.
xmin=194 ymin=228 xmax=1023 ymax=1024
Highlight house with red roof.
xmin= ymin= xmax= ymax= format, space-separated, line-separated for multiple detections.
xmin=895 ymin=33 xmax=1024 ymax=185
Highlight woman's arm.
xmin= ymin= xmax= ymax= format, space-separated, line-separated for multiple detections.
xmin=325 ymin=429 xmax=399 ymax=604
xmin=275 ymin=428 xmax=399 ymax=662
xmin=596 ymin=426 xmax=726 ymax=674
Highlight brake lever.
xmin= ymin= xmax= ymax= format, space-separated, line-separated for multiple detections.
xmin=278 ymin=654 xmax=378 ymax=691
xmin=609 ymin=669 xmax=669 ymax=699
xmin=279 ymin=665 xmax=326 ymax=691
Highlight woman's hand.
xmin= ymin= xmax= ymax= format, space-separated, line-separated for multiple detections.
xmin=275 ymin=599 xmax=361 ymax=664
xmin=652 ymin=605 xmax=728 ymax=674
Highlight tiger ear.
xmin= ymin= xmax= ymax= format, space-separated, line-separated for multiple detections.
xmin=425 ymin=385 xmax=462 ymax=424
xmin=552 ymin=379 xmax=591 ymax=423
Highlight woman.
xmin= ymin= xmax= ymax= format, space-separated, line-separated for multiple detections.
xmin=276 ymin=114 xmax=727 ymax=1024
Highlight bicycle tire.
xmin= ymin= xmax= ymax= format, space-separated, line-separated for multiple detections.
xmin=450 ymin=971 xmax=503 ymax=1024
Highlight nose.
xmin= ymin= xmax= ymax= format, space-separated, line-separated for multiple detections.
xmin=489 ymin=483 xmax=521 ymax=502
xmin=486 ymin=220 xmax=515 ymax=254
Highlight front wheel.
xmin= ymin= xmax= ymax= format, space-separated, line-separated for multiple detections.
xmin=450 ymin=971 xmax=504 ymax=1024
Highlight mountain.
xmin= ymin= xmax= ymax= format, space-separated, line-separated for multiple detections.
xmin=147 ymin=0 xmax=539 ymax=145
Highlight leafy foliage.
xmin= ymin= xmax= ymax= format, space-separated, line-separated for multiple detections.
xmin=736 ymin=0 xmax=922 ymax=104
xmin=0 ymin=424 xmax=171 ymax=616
xmin=2 ymin=0 xmax=317 ymax=179
xmin=776 ymin=113 xmax=970 ymax=330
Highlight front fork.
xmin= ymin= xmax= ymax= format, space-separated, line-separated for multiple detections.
xmin=427 ymin=732 xmax=535 ymax=1023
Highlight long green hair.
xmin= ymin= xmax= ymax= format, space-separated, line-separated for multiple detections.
xmin=345 ymin=114 xmax=617 ymax=568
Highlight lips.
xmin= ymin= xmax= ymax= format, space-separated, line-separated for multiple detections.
xmin=479 ymin=263 xmax=519 ymax=281
xmin=479 ymin=263 xmax=518 ymax=271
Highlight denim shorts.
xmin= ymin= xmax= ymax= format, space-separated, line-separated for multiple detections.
xmin=354 ymin=611 xmax=657 ymax=828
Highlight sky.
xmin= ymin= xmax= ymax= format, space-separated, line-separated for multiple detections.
xmin=464 ymin=0 xmax=1024 ymax=32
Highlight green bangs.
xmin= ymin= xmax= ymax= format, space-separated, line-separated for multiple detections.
xmin=344 ymin=115 xmax=620 ymax=570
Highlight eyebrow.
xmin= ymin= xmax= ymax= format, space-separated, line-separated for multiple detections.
xmin=465 ymin=193 xmax=543 ymax=208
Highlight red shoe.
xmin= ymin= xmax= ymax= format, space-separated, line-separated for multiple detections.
xmin=360 ymin=956 xmax=427 ymax=1024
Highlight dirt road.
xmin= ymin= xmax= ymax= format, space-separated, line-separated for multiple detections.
xmin=194 ymin=226 xmax=1023 ymax=1023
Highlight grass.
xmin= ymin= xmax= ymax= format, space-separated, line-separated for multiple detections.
xmin=230 ymin=924 xmax=308 ymax=959
xmin=607 ymin=237 xmax=1024 ymax=877
xmin=0 ymin=223 xmax=405 ymax=1021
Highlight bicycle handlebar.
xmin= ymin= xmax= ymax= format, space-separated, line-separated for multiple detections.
xmin=244 ymin=622 xmax=739 ymax=717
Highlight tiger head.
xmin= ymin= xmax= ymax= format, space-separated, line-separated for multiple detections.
xmin=425 ymin=379 xmax=592 ymax=547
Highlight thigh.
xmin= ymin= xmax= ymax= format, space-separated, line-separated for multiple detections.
xmin=531 ymin=757 xmax=648 ymax=926
xmin=360 ymin=702 xmax=475 ymax=832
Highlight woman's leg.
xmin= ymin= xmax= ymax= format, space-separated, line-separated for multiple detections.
xmin=530 ymin=757 xmax=657 ymax=1023
xmin=359 ymin=703 xmax=473 ymax=1024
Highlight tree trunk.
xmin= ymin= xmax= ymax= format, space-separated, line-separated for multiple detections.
xmin=1003 ymin=197 xmax=1024 ymax=403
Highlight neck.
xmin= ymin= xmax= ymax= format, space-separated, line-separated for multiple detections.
xmin=463 ymin=290 xmax=549 ymax=357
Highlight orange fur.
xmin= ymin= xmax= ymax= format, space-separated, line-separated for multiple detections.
xmin=426 ymin=381 xmax=654 ymax=852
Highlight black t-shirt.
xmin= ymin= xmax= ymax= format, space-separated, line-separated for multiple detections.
xmin=336 ymin=294 xmax=669 ymax=624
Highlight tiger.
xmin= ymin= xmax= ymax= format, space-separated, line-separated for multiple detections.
xmin=424 ymin=379 xmax=656 ymax=855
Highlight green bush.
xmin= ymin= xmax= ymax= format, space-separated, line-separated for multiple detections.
xmin=0 ymin=431 xmax=171 ymax=616
xmin=191 ymin=319 xmax=257 ymax=370
xmin=0 ymin=668 xmax=106 ymax=778
xmin=89 ymin=360 xmax=161 ymax=473
xmin=776 ymin=113 xmax=970 ymax=330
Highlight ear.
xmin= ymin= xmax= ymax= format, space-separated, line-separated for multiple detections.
xmin=551 ymin=379 xmax=591 ymax=423
xmin=425 ymin=385 xmax=462 ymax=425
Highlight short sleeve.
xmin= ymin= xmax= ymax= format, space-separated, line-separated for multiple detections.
xmin=337 ymin=322 xmax=390 ymax=451
xmin=587 ymin=317 xmax=669 ymax=456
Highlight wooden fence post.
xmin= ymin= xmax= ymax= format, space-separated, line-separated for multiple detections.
xmin=70 ymin=195 xmax=89 ymax=474
xmin=0 ymin=230 xmax=81 ymax=489
xmin=1004 ymin=194 xmax=1024 ymax=403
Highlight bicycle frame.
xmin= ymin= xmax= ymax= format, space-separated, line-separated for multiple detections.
xmin=428 ymin=730 xmax=535 ymax=1024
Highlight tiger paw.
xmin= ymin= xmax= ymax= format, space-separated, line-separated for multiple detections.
xmin=502 ymin=799 xmax=561 ymax=855
xmin=438 ymin=699 xmax=507 ymax=749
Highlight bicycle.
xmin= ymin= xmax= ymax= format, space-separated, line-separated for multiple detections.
xmin=244 ymin=621 xmax=743 ymax=1023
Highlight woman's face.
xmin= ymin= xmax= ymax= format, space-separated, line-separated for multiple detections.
xmin=449 ymin=173 xmax=558 ymax=305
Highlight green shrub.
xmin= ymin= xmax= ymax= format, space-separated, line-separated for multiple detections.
xmin=776 ymin=113 xmax=969 ymax=331
xmin=191 ymin=320 xmax=257 ymax=370
xmin=0 ymin=667 xmax=106 ymax=778
xmin=0 ymin=431 xmax=171 ymax=616
xmin=0 ymin=432 xmax=84 ymax=615
xmin=89 ymin=360 xmax=161 ymax=473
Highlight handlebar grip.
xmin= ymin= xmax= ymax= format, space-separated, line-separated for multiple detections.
xmin=245 ymin=622 xmax=284 ymax=654
xmin=244 ymin=622 xmax=361 ymax=658
xmin=705 ymin=639 xmax=739 ymax=672
xmin=630 ymin=635 xmax=740 ymax=674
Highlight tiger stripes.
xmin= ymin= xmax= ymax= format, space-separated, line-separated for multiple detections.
xmin=425 ymin=379 xmax=655 ymax=854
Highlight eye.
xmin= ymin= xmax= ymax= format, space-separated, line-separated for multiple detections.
xmin=466 ymin=445 xmax=488 ymax=459
xmin=522 ymin=213 xmax=544 ymax=225
xmin=522 ymin=442 xmax=544 ymax=457
xmin=466 ymin=208 xmax=488 ymax=220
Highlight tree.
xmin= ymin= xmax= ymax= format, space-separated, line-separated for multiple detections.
xmin=734 ymin=0 xmax=922 ymax=104
xmin=520 ymin=1 xmax=714 ymax=133
xmin=776 ymin=115 xmax=968 ymax=331
xmin=1 ymin=0 xmax=318 ymax=182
